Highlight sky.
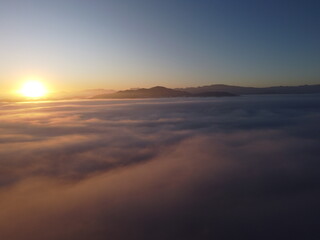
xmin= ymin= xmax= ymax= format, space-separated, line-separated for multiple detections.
xmin=0 ymin=0 xmax=319 ymax=93
xmin=1 ymin=95 xmax=320 ymax=239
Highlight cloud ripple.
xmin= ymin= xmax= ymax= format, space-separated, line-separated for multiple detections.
xmin=0 ymin=95 xmax=320 ymax=240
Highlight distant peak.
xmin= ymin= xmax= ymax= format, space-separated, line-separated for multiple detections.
xmin=150 ymin=86 xmax=167 ymax=90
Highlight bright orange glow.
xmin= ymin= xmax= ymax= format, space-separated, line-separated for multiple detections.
xmin=19 ymin=81 xmax=47 ymax=98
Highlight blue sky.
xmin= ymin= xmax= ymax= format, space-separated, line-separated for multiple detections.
xmin=0 ymin=0 xmax=319 ymax=91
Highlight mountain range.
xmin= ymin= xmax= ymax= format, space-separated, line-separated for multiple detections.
xmin=177 ymin=84 xmax=320 ymax=95
xmin=2 ymin=84 xmax=320 ymax=102
xmin=92 ymin=84 xmax=320 ymax=99
xmin=92 ymin=86 xmax=237 ymax=99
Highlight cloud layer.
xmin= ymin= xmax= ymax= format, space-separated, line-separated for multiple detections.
xmin=0 ymin=95 xmax=320 ymax=240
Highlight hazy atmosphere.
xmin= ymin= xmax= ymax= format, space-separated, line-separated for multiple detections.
xmin=1 ymin=0 xmax=319 ymax=239
xmin=1 ymin=95 xmax=320 ymax=239
xmin=1 ymin=0 xmax=320 ymax=94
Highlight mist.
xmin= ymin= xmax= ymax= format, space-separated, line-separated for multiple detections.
xmin=1 ymin=95 xmax=320 ymax=240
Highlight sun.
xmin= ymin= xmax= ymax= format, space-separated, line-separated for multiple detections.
xmin=20 ymin=80 xmax=47 ymax=98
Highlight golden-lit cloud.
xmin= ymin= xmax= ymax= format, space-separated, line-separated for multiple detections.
xmin=0 ymin=96 xmax=319 ymax=240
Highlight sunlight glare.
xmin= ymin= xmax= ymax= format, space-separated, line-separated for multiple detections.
xmin=20 ymin=80 xmax=47 ymax=98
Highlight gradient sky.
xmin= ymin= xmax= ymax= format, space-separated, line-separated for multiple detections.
xmin=0 ymin=0 xmax=319 ymax=93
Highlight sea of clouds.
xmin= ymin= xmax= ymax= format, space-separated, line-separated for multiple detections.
xmin=0 ymin=94 xmax=320 ymax=240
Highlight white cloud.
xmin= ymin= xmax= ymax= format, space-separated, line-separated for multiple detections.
xmin=0 ymin=96 xmax=320 ymax=239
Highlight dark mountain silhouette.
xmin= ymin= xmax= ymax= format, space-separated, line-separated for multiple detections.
xmin=177 ymin=84 xmax=320 ymax=95
xmin=193 ymin=91 xmax=238 ymax=97
xmin=3 ymin=84 xmax=319 ymax=102
xmin=92 ymin=86 xmax=191 ymax=99
xmin=92 ymin=84 xmax=320 ymax=100
xmin=92 ymin=86 xmax=236 ymax=99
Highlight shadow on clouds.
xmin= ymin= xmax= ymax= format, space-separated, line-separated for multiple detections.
xmin=0 ymin=94 xmax=320 ymax=240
